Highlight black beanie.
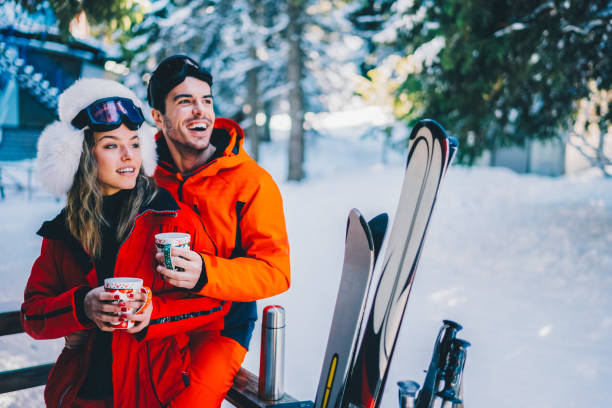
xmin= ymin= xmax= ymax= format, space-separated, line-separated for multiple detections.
xmin=147 ymin=55 xmax=213 ymax=112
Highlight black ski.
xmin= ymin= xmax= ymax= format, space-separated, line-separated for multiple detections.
xmin=340 ymin=119 xmax=457 ymax=408
xmin=367 ymin=213 xmax=389 ymax=266
xmin=314 ymin=209 xmax=388 ymax=408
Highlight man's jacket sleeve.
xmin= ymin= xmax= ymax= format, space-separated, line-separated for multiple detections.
xmin=197 ymin=175 xmax=291 ymax=301
xmin=21 ymin=239 xmax=95 ymax=339
xmin=137 ymin=206 xmax=231 ymax=340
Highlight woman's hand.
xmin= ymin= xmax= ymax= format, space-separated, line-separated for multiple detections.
xmin=84 ymin=286 xmax=147 ymax=331
xmin=84 ymin=286 xmax=122 ymax=331
xmin=155 ymin=247 xmax=203 ymax=290
xmin=126 ymin=290 xmax=153 ymax=334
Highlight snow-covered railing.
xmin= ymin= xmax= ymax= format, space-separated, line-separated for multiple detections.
xmin=0 ymin=310 xmax=302 ymax=408
xmin=0 ymin=162 xmax=35 ymax=199
xmin=0 ymin=311 xmax=52 ymax=393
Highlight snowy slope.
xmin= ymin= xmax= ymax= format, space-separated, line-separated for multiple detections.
xmin=0 ymin=129 xmax=611 ymax=408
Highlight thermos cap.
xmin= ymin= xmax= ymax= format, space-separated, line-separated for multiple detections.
xmin=262 ymin=305 xmax=285 ymax=329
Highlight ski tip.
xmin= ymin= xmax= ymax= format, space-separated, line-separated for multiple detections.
xmin=443 ymin=319 xmax=463 ymax=331
xmin=368 ymin=212 xmax=389 ymax=263
xmin=369 ymin=212 xmax=389 ymax=224
xmin=348 ymin=208 xmax=363 ymax=218
xmin=446 ymin=136 xmax=459 ymax=167
xmin=368 ymin=213 xmax=389 ymax=237
xmin=358 ymin=213 xmax=375 ymax=251
xmin=346 ymin=208 xmax=365 ymax=242
xmin=410 ymin=119 xmax=447 ymax=140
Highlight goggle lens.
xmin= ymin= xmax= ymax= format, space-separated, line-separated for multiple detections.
xmin=89 ymin=99 xmax=142 ymax=125
xmin=71 ymin=97 xmax=144 ymax=131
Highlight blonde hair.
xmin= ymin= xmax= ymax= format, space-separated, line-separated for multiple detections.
xmin=66 ymin=129 xmax=157 ymax=259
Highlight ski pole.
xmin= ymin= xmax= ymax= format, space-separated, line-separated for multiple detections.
xmin=438 ymin=338 xmax=470 ymax=408
xmin=414 ymin=320 xmax=462 ymax=408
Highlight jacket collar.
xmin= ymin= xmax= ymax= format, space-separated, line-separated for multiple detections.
xmin=37 ymin=187 xmax=180 ymax=241
xmin=156 ymin=117 xmax=246 ymax=175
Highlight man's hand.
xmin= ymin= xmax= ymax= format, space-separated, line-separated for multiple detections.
xmin=155 ymin=246 xmax=202 ymax=290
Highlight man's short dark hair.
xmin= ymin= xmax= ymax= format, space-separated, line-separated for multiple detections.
xmin=147 ymin=55 xmax=213 ymax=113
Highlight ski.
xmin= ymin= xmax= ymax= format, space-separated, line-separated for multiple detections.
xmin=314 ymin=209 xmax=388 ymax=408
xmin=340 ymin=119 xmax=457 ymax=408
xmin=367 ymin=213 xmax=389 ymax=266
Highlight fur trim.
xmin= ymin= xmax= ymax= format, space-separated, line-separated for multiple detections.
xmin=36 ymin=121 xmax=84 ymax=197
xmin=58 ymin=78 xmax=145 ymax=123
xmin=139 ymin=122 xmax=158 ymax=176
xmin=36 ymin=78 xmax=158 ymax=196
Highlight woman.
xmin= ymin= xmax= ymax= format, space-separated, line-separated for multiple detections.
xmin=21 ymin=78 xmax=230 ymax=408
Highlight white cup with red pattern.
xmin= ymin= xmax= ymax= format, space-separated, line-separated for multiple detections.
xmin=154 ymin=232 xmax=191 ymax=271
xmin=103 ymin=277 xmax=152 ymax=329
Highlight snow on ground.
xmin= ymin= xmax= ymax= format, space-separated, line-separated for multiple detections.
xmin=0 ymin=127 xmax=611 ymax=408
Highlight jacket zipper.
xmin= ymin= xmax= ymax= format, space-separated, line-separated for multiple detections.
xmin=146 ymin=342 xmax=164 ymax=407
xmin=122 ymin=208 xmax=179 ymax=246
xmin=109 ymin=208 xmax=178 ymax=283
xmin=164 ymin=158 xmax=221 ymax=203
xmin=162 ymin=157 xmax=219 ymax=176
xmin=101 ymin=208 xmax=178 ymax=407
xmin=178 ymin=178 xmax=185 ymax=201
xmin=57 ymin=384 xmax=73 ymax=408
xmin=112 ymin=208 xmax=178 ymax=296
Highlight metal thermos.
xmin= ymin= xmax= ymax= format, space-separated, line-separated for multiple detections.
xmin=258 ymin=305 xmax=285 ymax=401
xmin=397 ymin=380 xmax=420 ymax=408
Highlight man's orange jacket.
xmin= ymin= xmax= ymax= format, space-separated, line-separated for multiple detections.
xmin=154 ymin=118 xmax=291 ymax=348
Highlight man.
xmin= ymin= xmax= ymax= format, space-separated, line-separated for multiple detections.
xmin=147 ymin=55 xmax=291 ymax=407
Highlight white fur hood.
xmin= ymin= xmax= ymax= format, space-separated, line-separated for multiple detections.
xmin=36 ymin=78 xmax=157 ymax=197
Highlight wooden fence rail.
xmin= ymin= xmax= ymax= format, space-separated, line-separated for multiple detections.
xmin=0 ymin=310 xmax=304 ymax=408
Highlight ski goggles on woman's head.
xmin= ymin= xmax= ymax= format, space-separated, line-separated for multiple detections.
xmin=147 ymin=55 xmax=213 ymax=111
xmin=71 ymin=97 xmax=145 ymax=131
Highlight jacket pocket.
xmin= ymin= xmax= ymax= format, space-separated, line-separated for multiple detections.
xmin=44 ymin=347 xmax=83 ymax=408
xmin=146 ymin=334 xmax=191 ymax=404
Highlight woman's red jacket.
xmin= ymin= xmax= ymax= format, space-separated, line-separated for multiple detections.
xmin=20 ymin=188 xmax=231 ymax=407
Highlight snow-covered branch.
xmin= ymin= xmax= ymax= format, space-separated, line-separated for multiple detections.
xmin=494 ymin=1 xmax=555 ymax=37
xmin=494 ymin=22 xmax=527 ymax=37
xmin=567 ymin=131 xmax=611 ymax=177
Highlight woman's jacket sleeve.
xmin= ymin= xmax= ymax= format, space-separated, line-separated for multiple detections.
xmin=21 ymin=238 xmax=94 ymax=339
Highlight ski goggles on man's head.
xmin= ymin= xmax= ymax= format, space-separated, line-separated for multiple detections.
xmin=71 ymin=97 xmax=145 ymax=131
xmin=147 ymin=55 xmax=213 ymax=111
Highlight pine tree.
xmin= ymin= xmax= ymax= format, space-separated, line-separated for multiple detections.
xmin=11 ymin=0 xmax=145 ymax=36
xmin=123 ymin=0 xmax=289 ymax=161
xmin=287 ymin=0 xmax=305 ymax=181
xmin=349 ymin=0 xmax=612 ymax=165
xmin=122 ymin=0 xmax=362 ymax=179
